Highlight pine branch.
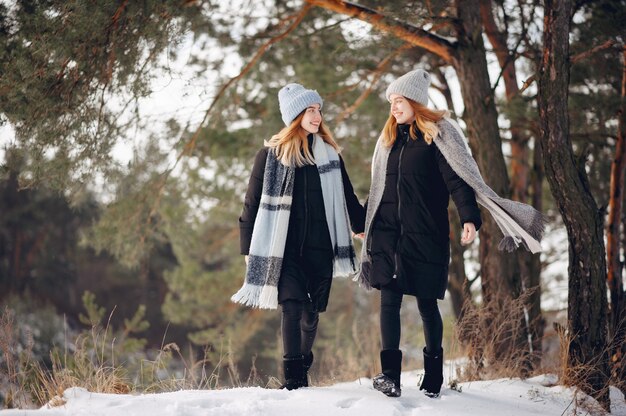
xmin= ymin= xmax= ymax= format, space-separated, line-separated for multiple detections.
xmin=192 ymin=4 xmax=312 ymax=144
xmin=129 ymin=4 xmax=314 ymax=258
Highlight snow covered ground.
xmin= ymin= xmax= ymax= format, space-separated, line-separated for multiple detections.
xmin=2 ymin=370 xmax=624 ymax=416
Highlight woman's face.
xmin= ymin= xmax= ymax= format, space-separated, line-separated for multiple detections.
xmin=300 ymin=104 xmax=322 ymax=134
xmin=389 ymin=94 xmax=415 ymax=125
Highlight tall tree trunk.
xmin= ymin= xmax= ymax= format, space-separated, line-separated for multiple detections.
xmin=453 ymin=0 xmax=530 ymax=371
xmin=530 ymin=136 xmax=546 ymax=369
xmin=607 ymin=45 xmax=626 ymax=395
xmin=538 ymin=0 xmax=610 ymax=409
xmin=479 ymin=0 xmax=530 ymax=201
xmin=524 ymin=139 xmax=545 ymax=369
xmin=480 ymin=0 xmax=544 ymax=367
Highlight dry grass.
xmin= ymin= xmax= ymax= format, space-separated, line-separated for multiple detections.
xmin=140 ymin=338 xmax=264 ymax=392
xmin=26 ymin=325 xmax=132 ymax=407
xmin=452 ymin=297 xmax=615 ymax=413
xmin=553 ymin=322 xmax=612 ymax=415
xmin=0 ymin=296 xmax=274 ymax=411
xmin=453 ymin=290 xmax=541 ymax=381
xmin=140 ymin=342 xmax=216 ymax=392
xmin=0 ymin=306 xmax=34 ymax=408
xmin=3 ymin=287 xmax=621 ymax=412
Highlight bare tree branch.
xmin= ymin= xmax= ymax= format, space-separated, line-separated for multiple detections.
xmin=571 ymin=39 xmax=618 ymax=64
xmin=304 ymin=0 xmax=456 ymax=62
xmin=520 ymin=39 xmax=618 ymax=94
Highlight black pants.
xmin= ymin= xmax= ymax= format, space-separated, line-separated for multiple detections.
xmin=281 ymin=299 xmax=320 ymax=359
xmin=380 ymin=287 xmax=443 ymax=354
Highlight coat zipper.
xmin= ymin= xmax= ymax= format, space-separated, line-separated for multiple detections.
xmin=366 ymin=205 xmax=378 ymax=255
xmin=393 ymin=132 xmax=408 ymax=280
xmin=300 ymin=168 xmax=308 ymax=256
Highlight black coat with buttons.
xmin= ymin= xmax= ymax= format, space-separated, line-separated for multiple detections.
xmin=240 ymin=135 xmax=365 ymax=312
xmin=368 ymin=124 xmax=482 ymax=299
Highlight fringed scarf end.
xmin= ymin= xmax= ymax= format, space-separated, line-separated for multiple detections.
xmin=258 ymin=286 xmax=278 ymax=309
xmin=333 ymin=256 xmax=358 ymax=278
xmin=498 ymin=236 xmax=519 ymax=252
xmin=231 ymin=283 xmax=263 ymax=308
xmin=353 ymin=261 xmax=373 ymax=291
xmin=529 ymin=212 xmax=548 ymax=242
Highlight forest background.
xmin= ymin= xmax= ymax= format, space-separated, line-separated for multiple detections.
xmin=0 ymin=0 xmax=625 ymax=411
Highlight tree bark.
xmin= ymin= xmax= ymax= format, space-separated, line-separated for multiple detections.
xmin=607 ymin=46 xmax=626 ymax=339
xmin=607 ymin=45 xmax=626 ymax=395
xmin=479 ymin=0 xmax=529 ymax=202
xmin=480 ymin=0 xmax=544 ymax=368
xmin=453 ymin=0 xmax=531 ymax=370
xmin=538 ymin=0 xmax=610 ymax=408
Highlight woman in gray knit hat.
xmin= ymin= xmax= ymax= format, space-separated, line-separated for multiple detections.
xmin=232 ymin=83 xmax=365 ymax=390
xmin=360 ymin=69 xmax=544 ymax=399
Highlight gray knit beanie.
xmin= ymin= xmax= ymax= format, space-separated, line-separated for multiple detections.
xmin=385 ymin=69 xmax=431 ymax=106
xmin=278 ymin=83 xmax=323 ymax=126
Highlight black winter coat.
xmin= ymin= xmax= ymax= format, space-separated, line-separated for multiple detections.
xmin=240 ymin=135 xmax=365 ymax=312
xmin=368 ymin=124 xmax=482 ymax=299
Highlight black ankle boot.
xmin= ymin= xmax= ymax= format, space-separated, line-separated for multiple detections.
xmin=302 ymin=352 xmax=314 ymax=387
xmin=419 ymin=347 xmax=443 ymax=398
xmin=373 ymin=349 xmax=402 ymax=397
xmin=281 ymin=355 xmax=305 ymax=390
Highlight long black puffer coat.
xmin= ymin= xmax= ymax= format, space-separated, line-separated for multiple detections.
xmin=367 ymin=123 xmax=482 ymax=299
xmin=240 ymin=135 xmax=365 ymax=312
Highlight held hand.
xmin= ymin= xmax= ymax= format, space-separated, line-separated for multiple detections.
xmin=460 ymin=223 xmax=477 ymax=246
xmin=353 ymin=232 xmax=365 ymax=240
xmin=244 ymin=255 xmax=249 ymax=265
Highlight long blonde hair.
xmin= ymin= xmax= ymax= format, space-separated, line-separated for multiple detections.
xmin=382 ymin=98 xmax=449 ymax=147
xmin=266 ymin=112 xmax=341 ymax=167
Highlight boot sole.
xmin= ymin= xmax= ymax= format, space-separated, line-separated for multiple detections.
xmin=373 ymin=378 xmax=401 ymax=397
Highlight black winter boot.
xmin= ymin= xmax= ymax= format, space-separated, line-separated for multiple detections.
xmin=419 ymin=347 xmax=443 ymax=398
xmin=302 ymin=352 xmax=314 ymax=387
xmin=373 ymin=349 xmax=402 ymax=397
xmin=281 ymin=355 xmax=305 ymax=390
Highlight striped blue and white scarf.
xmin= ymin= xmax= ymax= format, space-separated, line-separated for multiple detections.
xmin=232 ymin=136 xmax=357 ymax=309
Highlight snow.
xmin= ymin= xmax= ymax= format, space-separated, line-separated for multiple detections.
xmin=2 ymin=371 xmax=625 ymax=416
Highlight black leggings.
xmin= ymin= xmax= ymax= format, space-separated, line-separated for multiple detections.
xmin=281 ymin=300 xmax=320 ymax=359
xmin=380 ymin=288 xmax=443 ymax=354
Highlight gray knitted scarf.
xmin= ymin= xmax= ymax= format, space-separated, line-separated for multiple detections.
xmin=358 ymin=117 xmax=546 ymax=288
xmin=232 ymin=136 xmax=357 ymax=309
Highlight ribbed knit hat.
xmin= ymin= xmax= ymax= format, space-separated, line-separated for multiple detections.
xmin=385 ymin=69 xmax=431 ymax=106
xmin=278 ymin=83 xmax=323 ymax=126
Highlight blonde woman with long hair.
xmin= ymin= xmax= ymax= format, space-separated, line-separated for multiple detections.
xmin=359 ymin=69 xmax=544 ymax=399
xmin=232 ymin=83 xmax=365 ymax=390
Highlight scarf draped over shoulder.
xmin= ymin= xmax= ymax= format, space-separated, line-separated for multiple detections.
xmin=232 ymin=136 xmax=358 ymax=309
xmin=357 ymin=117 xmax=546 ymax=289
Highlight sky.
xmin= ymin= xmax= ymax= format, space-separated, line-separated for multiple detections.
xmin=1 ymin=368 xmax=625 ymax=415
